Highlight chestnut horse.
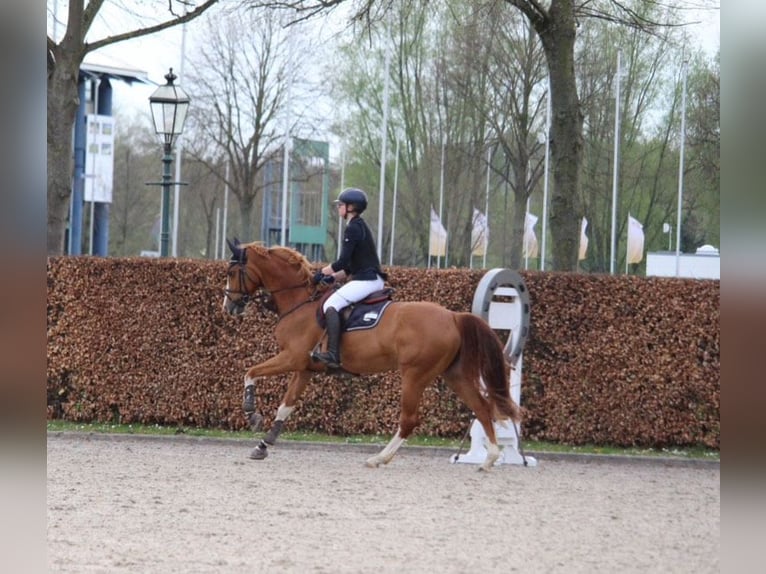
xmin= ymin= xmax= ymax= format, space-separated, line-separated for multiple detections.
xmin=222 ymin=239 xmax=520 ymax=471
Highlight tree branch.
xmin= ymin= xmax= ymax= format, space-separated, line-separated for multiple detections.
xmin=83 ymin=0 xmax=219 ymax=55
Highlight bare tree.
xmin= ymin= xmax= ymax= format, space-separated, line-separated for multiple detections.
xmin=47 ymin=0 xmax=219 ymax=255
xmin=183 ymin=8 xmax=316 ymax=241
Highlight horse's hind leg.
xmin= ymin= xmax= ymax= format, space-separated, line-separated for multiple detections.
xmin=366 ymin=371 xmax=429 ymax=468
xmin=365 ymin=429 xmax=407 ymax=468
xmin=250 ymin=370 xmax=311 ymax=460
xmin=443 ymin=368 xmax=500 ymax=471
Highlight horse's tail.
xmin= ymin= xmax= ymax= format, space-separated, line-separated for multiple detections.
xmin=456 ymin=313 xmax=521 ymax=424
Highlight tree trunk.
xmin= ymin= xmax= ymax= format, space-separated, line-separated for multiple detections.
xmin=539 ymin=1 xmax=583 ymax=271
xmin=237 ymin=196 xmax=256 ymax=242
xmin=509 ymin=192 xmax=527 ymax=270
xmin=47 ymin=59 xmax=82 ymax=255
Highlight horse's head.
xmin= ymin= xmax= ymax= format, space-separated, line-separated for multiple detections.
xmin=222 ymin=238 xmax=262 ymax=316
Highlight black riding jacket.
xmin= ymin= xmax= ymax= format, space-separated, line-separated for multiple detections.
xmin=331 ymin=216 xmax=387 ymax=280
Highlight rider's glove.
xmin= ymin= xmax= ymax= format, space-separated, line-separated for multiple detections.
xmin=312 ymin=271 xmax=334 ymax=285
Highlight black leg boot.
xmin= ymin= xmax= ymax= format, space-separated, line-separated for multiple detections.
xmin=313 ymin=308 xmax=341 ymax=368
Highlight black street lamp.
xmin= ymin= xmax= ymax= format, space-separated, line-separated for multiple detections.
xmin=148 ymin=68 xmax=190 ymax=257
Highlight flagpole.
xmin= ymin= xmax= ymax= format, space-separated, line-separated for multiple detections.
xmin=675 ymin=59 xmax=688 ymax=277
xmin=215 ymin=207 xmax=220 ymax=260
xmin=524 ymin=198 xmax=530 ymax=270
xmin=445 ymin=212 xmax=450 ymax=267
xmin=377 ymin=40 xmax=391 ymax=260
xmin=280 ymin=35 xmax=294 ymax=247
xmin=541 ymin=77 xmax=551 ymax=271
xmin=389 ymin=137 xmax=399 ymax=265
xmin=610 ymin=50 xmax=622 ymax=274
xmin=437 ymin=137 xmax=446 ymax=269
xmin=338 ymin=143 xmax=345 ymax=258
xmin=220 ymin=159 xmax=229 ymax=259
xmin=625 ymin=213 xmax=629 ymax=274
xmin=484 ymin=145 xmax=491 ymax=268
xmin=171 ymin=6 xmax=188 ymax=257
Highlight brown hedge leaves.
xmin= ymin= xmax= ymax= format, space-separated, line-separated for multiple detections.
xmin=47 ymin=259 xmax=719 ymax=449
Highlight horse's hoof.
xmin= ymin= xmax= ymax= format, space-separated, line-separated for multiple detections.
xmin=249 ymin=446 xmax=268 ymax=460
xmin=365 ymin=458 xmax=381 ymax=468
xmin=247 ymin=412 xmax=264 ymax=432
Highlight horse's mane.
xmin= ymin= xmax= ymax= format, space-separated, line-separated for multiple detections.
xmin=243 ymin=242 xmax=313 ymax=283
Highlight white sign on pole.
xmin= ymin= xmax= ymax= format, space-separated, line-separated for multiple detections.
xmin=84 ymin=114 xmax=115 ymax=203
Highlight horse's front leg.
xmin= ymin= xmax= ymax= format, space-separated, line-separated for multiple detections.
xmin=242 ymin=350 xmax=304 ymax=413
xmin=249 ymin=370 xmax=311 ymax=460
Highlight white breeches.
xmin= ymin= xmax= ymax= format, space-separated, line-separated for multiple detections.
xmin=323 ymin=277 xmax=385 ymax=313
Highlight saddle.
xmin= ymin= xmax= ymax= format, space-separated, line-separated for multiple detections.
xmin=316 ymin=288 xmax=395 ymax=332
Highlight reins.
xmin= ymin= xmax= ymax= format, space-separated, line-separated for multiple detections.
xmin=275 ymin=285 xmax=323 ymax=322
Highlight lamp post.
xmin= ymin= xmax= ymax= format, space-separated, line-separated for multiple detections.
xmin=148 ymin=68 xmax=190 ymax=257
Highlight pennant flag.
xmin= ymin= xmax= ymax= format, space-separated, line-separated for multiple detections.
xmin=579 ymin=217 xmax=589 ymax=260
xmin=627 ymin=214 xmax=645 ymax=264
xmin=523 ymin=212 xmax=539 ymax=258
xmin=471 ymin=208 xmax=489 ymax=257
xmin=429 ymin=208 xmax=447 ymax=257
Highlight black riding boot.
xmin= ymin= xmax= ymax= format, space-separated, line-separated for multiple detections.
xmin=313 ymin=308 xmax=341 ymax=368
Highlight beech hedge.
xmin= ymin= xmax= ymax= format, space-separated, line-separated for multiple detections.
xmin=46 ymin=256 xmax=719 ymax=449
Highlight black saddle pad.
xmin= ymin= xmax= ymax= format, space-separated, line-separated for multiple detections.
xmin=315 ymin=288 xmax=395 ymax=330
xmin=344 ymin=299 xmax=393 ymax=332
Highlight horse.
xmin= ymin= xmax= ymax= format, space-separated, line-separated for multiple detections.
xmin=222 ymin=239 xmax=521 ymax=471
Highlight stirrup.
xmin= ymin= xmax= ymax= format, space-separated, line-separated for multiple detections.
xmin=311 ymin=350 xmax=340 ymax=369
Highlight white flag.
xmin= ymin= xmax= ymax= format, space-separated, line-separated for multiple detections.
xmin=579 ymin=217 xmax=589 ymax=261
xmin=429 ymin=208 xmax=447 ymax=257
xmin=627 ymin=214 xmax=645 ymax=264
xmin=471 ymin=208 xmax=489 ymax=257
xmin=523 ymin=212 xmax=539 ymax=259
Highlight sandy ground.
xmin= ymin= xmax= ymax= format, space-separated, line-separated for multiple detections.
xmin=47 ymin=432 xmax=719 ymax=574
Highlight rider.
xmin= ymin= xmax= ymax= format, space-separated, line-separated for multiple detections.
xmin=311 ymin=188 xmax=387 ymax=368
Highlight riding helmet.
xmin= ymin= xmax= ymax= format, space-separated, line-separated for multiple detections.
xmin=336 ymin=188 xmax=368 ymax=214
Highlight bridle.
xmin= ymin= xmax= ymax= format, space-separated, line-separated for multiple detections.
xmin=224 ymin=260 xmax=261 ymax=312
xmin=224 ymin=259 xmax=322 ymax=319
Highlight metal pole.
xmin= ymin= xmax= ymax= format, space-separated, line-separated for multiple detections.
xmin=377 ymin=42 xmax=391 ymax=260
xmin=541 ymin=78 xmax=551 ymax=271
xmin=214 ymin=207 xmax=220 ymax=261
xmin=220 ymin=159 xmax=229 ymax=259
xmin=437 ymin=138 xmax=446 ymax=269
xmin=281 ymin=37 xmax=294 ymax=247
xmin=675 ymin=60 xmax=688 ymax=277
xmin=389 ymin=137 xmax=399 ymax=266
xmin=172 ymin=19 xmax=188 ymax=257
xmin=610 ymin=51 xmax=622 ymax=275
xmin=483 ymin=145 xmax=490 ymax=269
xmin=338 ymin=143 xmax=345 ymax=258
xmin=280 ymin=139 xmax=290 ymax=246
xmin=160 ymin=143 xmax=173 ymax=257
xmin=625 ymin=214 xmax=629 ymax=275
xmin=524 ymin=198 xmax=530 ymax=270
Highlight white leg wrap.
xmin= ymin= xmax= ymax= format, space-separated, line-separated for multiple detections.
xmin=244 ymin=377 xmax=255 ymax=389
xmin=366 ymin=430 xmax=406 ymax=468
xmin=480 ymin=442 xmax=500 ymax=471
xmin=276 ymin=404 xmax=294 ymax=421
